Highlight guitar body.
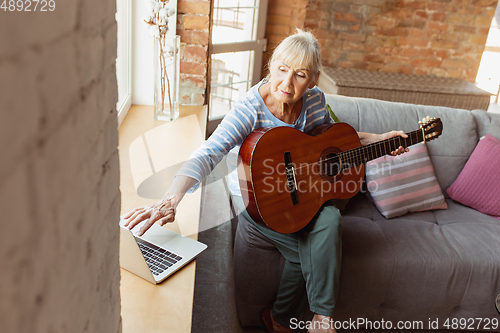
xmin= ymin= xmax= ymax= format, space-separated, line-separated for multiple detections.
xmin=238 ymin=116 xmax=443 ymax=234
xmin=238 ymin=123 xmax=364 ymax=234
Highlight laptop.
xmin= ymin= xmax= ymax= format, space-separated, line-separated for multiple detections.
xmin=119 ymin=217 xmax=207 ymax=284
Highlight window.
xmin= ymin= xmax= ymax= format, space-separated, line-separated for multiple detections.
xmin=209 ymin=0 xmax=268 ymax=125
xmin=116 ymin=0 xmax=132 ymax=126
xmin=476 ymin=2 xmax=500 ymax=107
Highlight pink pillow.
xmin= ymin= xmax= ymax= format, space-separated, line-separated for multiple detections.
xmin=447 ymin=134 xmax=500 ymax=220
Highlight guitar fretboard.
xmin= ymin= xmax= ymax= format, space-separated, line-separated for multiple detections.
xmin=338 ymin=128 xmax=424 ymax=169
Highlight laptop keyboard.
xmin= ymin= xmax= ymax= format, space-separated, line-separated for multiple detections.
xmin=135 ymin=237 xmax=183 ymax=276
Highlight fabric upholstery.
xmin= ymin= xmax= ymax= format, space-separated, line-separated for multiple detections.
xmin=234 ymin=194 xmax=500 ymax=328
xmin=447 ymin=134 xmax=500 ymax=220
xmin=233 ymin=95 xmax=500 ymax=330
xmin=472 ymin=109 xmax=500 ymax=141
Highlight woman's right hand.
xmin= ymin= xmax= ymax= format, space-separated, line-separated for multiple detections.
xmin=123 ymin=175 xmax=197 ymax=236
xmin=123 ymin=198 xmax=176 ymax=236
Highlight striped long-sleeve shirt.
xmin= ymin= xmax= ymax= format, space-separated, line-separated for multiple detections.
xmin=176 ymin=80 xmax=334 ymax=196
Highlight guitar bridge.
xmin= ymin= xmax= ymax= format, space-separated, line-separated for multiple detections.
xmin=284 ymin=152 xmax=299 ymax=205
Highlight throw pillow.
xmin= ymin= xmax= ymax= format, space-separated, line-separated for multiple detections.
xmin=447 ymin=134 xmax=500 ymax=220
xmin=365 ymin=143 xmax=448 ymax=219
xmin=326 ymin=103 xmax=341 ymax=123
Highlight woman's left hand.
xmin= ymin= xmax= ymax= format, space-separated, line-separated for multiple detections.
xmin=382 ymin=130 xmax=410 ymax=156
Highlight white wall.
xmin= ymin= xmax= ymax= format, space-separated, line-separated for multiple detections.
xmin=0 ymin=1 xmax=122 ymax=332
xmin=132 ymin=0 xmax=177 ymax=105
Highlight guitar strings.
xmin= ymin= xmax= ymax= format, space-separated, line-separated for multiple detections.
xmin=289 ymin=129 xmax=423 ymax=173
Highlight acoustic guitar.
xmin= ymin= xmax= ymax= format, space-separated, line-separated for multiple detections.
xmin=237 ymin=117 xmax=443 ymax=233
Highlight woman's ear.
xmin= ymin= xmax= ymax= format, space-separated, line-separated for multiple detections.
xmin=309 ymin=72 xmax=319 ymax=89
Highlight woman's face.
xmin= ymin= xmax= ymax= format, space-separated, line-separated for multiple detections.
xmin=269 ymin=59 xmax=317 ymax=104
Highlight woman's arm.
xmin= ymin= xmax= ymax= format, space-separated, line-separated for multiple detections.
xmin=123 ymin=175 xmax=198 ymax=236
xmin=123 ymin=100 xmax=257 ymax=236
xmin=358 ymin=130 xmax=410 ymax=156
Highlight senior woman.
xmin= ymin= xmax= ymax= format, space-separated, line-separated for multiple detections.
xmin=124 ymin=29 xmax=408 ymax=333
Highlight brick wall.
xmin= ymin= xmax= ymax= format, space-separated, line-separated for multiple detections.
xmin=265 ymin=0 xmax=498 ymax=82
xmin=177 ymin=0 xmax=211 ymax=105
xmin=0 ymin=1 xmax=121 ymax=332
xmin=263 ymin=0 xmax=309 ymax=77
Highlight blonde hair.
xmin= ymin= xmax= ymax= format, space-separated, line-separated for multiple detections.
xmin=269 ymin=29 xmax=322 ymax=76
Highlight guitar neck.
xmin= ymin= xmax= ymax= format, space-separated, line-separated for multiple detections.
xmin=340 ymin=128 xmax=424 ymax=169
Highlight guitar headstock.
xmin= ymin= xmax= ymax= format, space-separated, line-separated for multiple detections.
xmin=419 ymin=116 xmax=443 ymax=142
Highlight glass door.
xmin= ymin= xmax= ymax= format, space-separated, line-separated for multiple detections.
xmin=209 ymin=0 xmax=268 ymax=123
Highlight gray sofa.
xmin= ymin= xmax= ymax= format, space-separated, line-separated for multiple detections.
xmin=232 ymin=94 xmax=500 ymax=330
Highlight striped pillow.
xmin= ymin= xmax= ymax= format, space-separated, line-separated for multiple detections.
xmin=365 ymin=143 xmax=448 ymax=219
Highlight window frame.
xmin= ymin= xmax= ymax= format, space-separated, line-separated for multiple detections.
xmin=116 ymin=0 xmax=132 ymax=127
xmin=208 ymin=0 xmax=268 ymax=128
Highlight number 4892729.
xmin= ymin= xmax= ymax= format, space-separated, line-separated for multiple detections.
xmin=1 ymin=0 xmax=56 ymax=11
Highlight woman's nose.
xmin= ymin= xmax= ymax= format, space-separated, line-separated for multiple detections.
xmin=283 ymin=71 xmax=293 ymax=87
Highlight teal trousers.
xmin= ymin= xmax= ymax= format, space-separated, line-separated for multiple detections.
xmin=233 ymin=195 xmax=342 ymax=328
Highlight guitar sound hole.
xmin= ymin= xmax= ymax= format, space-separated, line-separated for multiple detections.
xmin=321 ymin=153 xmax=340 ymax=177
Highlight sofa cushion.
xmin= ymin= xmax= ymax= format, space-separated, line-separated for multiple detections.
xmin=366 ymin=143 xmax=447 ymax=218
xmin=472 ymin=109 xmax=500 ymax=141
xmin=447 ymin=134 xmax=500 ymax=220
xmin=339 ymin=195 xmax=500 ymax=324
